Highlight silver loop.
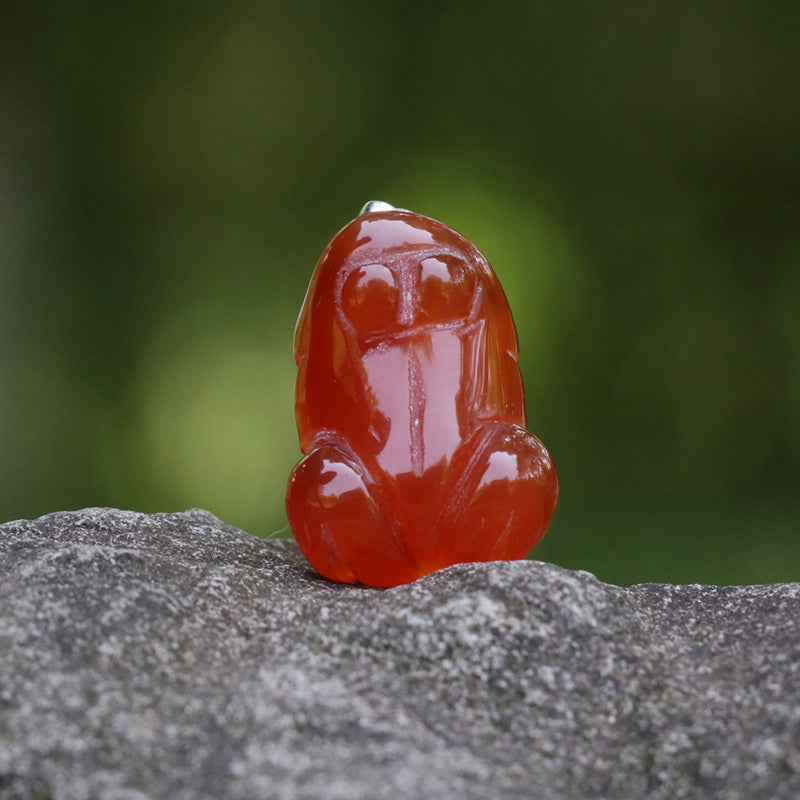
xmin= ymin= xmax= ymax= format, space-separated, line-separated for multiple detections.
xmin=359 ymin=200 xmax=407 ymax=215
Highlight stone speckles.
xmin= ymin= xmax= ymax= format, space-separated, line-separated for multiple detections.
xmin=1 ymin=508 xmax=799 ymax=799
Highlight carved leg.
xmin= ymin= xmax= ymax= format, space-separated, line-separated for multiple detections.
xmin=286 ymin=446 xmax=421 ymax=587
xmin=435 ymin=423 xmax=558 ymax=567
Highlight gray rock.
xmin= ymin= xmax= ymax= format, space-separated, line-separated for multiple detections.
xmin=0 ymin=508 xmax=798 ymax=800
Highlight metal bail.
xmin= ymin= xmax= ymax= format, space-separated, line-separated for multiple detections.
xmin=359 ymin=200 xmax=400 ymax=215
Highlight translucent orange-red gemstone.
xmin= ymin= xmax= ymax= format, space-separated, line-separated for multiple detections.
xmin=286 ymin=206 xmax=558 ymax=587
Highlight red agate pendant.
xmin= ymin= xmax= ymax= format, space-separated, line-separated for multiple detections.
xmin=286 ymin=201 xmax=558 ymax=587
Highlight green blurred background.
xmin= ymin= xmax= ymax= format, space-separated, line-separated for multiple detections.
xmin=2 ymin=3 xmax=798 ymax=585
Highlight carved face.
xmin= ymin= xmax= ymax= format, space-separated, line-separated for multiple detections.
xmin=293 ymin=210 xmax=525 ymax=455
xmin=336 ymin=248 xmax=480 ymax=347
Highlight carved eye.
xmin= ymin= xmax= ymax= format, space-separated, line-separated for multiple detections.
xmin=341 ymin=264 xmax=399 ymax=333
xmin=418 ymin=255 xmax=476 ymax=323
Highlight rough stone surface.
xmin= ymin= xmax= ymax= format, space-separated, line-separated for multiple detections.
xmin=0 ymin=508 xmax=799 ymax=800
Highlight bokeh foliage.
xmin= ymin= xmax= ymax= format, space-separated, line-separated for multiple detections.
xmin=2 ymin=2 xmax=798 ymax=584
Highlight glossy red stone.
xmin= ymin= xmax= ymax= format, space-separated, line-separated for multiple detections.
xmin=286 ymin=206 xmax=558 ymax=587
